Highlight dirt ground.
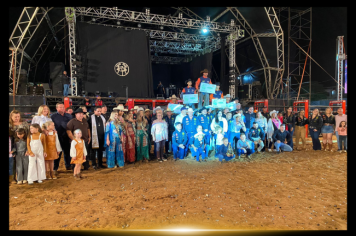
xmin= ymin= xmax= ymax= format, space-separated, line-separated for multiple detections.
xmin=9 ymin=137 xmax=347 ymax=230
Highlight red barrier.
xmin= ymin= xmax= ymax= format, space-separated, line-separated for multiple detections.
xmin=329 ymin=100 xmax=346 ymax=114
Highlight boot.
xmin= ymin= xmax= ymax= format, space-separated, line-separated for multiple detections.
xmin=322 ymin=143 xmax=327 ymax=151
xmin=78 ymin=172 xmax=83 ymax=179
xmin=75 ymin=174 xmax=81 ymax=181
xmin=11 ymin=175 xmax=17 ymax=184
xmin=46 ymin=171 xmax=52 ymax=180
xmin=50 ymin=170 xmax=56 ymax=179
xmin=328 ymin=143 xmax=333 ymax=152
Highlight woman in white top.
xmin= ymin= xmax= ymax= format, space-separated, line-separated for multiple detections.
xmin=210 ymin=110 xmax=228 ymax=135
xmin=32 ymin=105 xmax=52 ymax=129
xmin=266 ymin=110 xmax=281 ymax=152
xmin=151 ymin=111 xmax=168 ymax=162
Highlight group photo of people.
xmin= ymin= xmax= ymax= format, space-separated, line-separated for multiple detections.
xmin=9 ymin=69 xmax=347 ymax=186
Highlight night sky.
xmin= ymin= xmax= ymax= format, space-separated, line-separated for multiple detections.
xmin=9 ymin=7 xmax=347 ymax=92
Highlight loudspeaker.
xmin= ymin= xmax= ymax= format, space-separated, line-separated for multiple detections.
xmin=237 ymin=85 xmax=250 ymax=100
xmin=50 ymin=62 xmax=64 ymax=80
xmin=17 ymin=74 xmax=28 ymax=95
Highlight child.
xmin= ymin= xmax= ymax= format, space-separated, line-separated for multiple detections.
xmin=337 ymin=121 xmax=347 ymax=153
xmin=216 ymin=138 xmax=235 ymax=163
xmin=12 ymin=128 xmax=29 ymax=185
xmin=42 ymin=121 xmax=62 ymax=180
xmin=189 ymin=132 xmax=207 ymax=162
xmin=70 ymin=129 xmax=87 ymax=180
xmin=27 ymin=123 xmax=47 ymax=184
xmin=172 ymin=122 xmax=188 ymax=161
xmin=9 ymin=136 xmax=14 ymax=185
xmin=181 ymin=79 xmax=196 ymax=108
xmin=214 ymin=126 xmax=224 ymax=157
xmin=209 ymin=82 xmax=223 ymax=102
xmin=236 ymin=133 xmax=253 ymax=159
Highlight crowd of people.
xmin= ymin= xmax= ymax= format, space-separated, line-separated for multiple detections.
xmin=9 ymin=69 xmax=347 ymax=185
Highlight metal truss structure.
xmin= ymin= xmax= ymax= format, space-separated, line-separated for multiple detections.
xmin=228 ymin=32 xmax=237 ymax=98
xmin=151 ymin=56 xmax=185 ymax=64
xmin=65 ymin=7 xmax=78 ymax=96
xmin=265 ymin=7 xmax=285 ymax=98
xmin=275 ymin=7 xmax=312 ymax=103
xmin=336 ymin=36 xmax=346 ymax=101
xmin=9 ymin=7 xmax=52 ymax=93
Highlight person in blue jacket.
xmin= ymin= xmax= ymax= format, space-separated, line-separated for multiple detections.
xmin=197 ymin=107 xmax=211 ymax=147
xmin=216 ymin=138 xmax=235 ymax=163
xmin=171 ymin=122 xmax=188 ymax=161
xmin=182 ymin=108 xmax=199 ymax=142
xmin=272 ymin=124 xmax=293 ymax=154
xmin=181 ymin=79 xmax=196 ymax=108
xmin=190 ymin=125 xmax=210 ymax=155
xmin=248 ymin=122 xmax=265 ymax=153
xmin=189 ymin=132 xmax=207 ymax=162
xmin=236 ymin=133 xmax=254 ymax=159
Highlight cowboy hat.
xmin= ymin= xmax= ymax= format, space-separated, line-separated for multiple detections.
xmin=181 ymin=107 xmax=188 ymax=111
xmin=153 ymin=106 xmax=162 ymax=114
xmin=200 ymin=68 xmax=209 ymax=74
xmin=224 ymin=94 xmax=231 ymax=98
xmin=113 ymin=104 xmax=125 ymax=111
xmin=233 ymin=113 xmax=241 ymax=120
xmin=165 ymin=107 xmax=173 ymax=112
xmin=137 ymin=107 xmax=144 ymax=112
xmin=171 ymin=94 xmax=177 ymax=99
xmin=187 ymin=108 xmax=194 ymax=113
xmin=145 ymin=109 xmax=151 ymax=112
xmin=199 ymin=107 xmax=208 ymax=113
xmin=133 ymin=106 xmax=139 ymax=110
xmin=269 ymin=110 xmax=279 ymax=117
xmin=73 ymin=108 xmax=85 ymax=114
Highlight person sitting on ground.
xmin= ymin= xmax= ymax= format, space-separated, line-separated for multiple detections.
xmin=248 ymin=122 xmax=265 ymax=154
xmin=272 ymin=124 xmax=293 ymax=154
xmin=172 ymin=122 xmax=188 ymax=161
xmin=236 ymin=133 xmax=253 ymax=159
xmin=216 ymin=138 xmax=235 ymax=163
xmin=189 ymin=132 xmax=207 ymax=162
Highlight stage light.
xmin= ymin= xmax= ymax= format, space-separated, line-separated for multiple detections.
xmin=180 ymin=28 xmax=184 ymax=33
xmin=206 ymin=16 xmax=210 ymax=21
xmin=81 ymin=90 xmax=87 ymax=96
xmin=138 ymin=23 xmax=141 ymax=28
xmin=230 ymin=19 xmax=235 ymax=26
xmin=201 ymin=27 xmax=208 ymax=34
xmin=95 ymin=91 xmax=101 ymax=96
xmin=108 ymin=91 xmax=113 ymax=97
xmin=160 ymin=25 xmax=164 ymax=30
xmin=116 ymin=21 xmax=121 ymax=25
xmin=178 ymin=13 xmax=183 ymax=19
xmin=145 ymin=8 xmax=150 ymax=15
xmin=91 ymin=17 xmax=96 ymax=22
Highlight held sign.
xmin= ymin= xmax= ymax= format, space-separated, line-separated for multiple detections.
xmin=212 ymin=99 xmax=226 ymax=108
xmin=183 ymin=94 xmax=198 ymax=104
xmin=199 ymin=83 xmax=216 ymax=94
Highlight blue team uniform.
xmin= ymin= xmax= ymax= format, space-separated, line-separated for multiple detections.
xmin=182 ymin=115 xmax=199 ymax=141
xmin=189 ymin=137 xmax=207 ymax=161
xmin=198 ymin=114 xmax=211 ymax=145
xmin=172 ymin=130 xmax=188 ymax=159
xmin=182 ymin=86 xmax=196 ymax=107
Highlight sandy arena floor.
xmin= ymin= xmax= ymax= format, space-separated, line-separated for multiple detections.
xmin=9 ymin=137 xmax=347 ymax=230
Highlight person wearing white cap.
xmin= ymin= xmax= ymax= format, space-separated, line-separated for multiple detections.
xmin=135 ymin=107 xmax=149 ymax=163
xmin=189 ymin=132 xmax=207 ymax=162
xmin=182 ymin=108 xmax=199 ymax=146
xmin=164 ymin=107 xmax=176 ymax=156
xmin=266 ymin=110 xmax=281 ymax=152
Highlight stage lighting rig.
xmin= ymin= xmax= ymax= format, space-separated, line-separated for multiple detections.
xmin=117 ymin=21 xmax=121 ymax=25
xmin=206 ymin=16 xmax=210 ymax=21
xmin=95 ymin=91 xmax=101 ymax=96
xmin=108 ymin=91 xmax=114 ymax=97
xmin=138 ymin=23 xmax=141 ymax=28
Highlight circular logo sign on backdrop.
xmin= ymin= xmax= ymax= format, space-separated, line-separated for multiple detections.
xmin=114 ymin=62 xmax=129 ymax=76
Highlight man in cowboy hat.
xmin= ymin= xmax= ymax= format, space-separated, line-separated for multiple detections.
xmin=181 ymin=79 xmax=196 ymax=108
xmin=66 ymin=108 xmax=91 ymax=170
xmin=87 ymin=106 xmax=107 ymax=169
xmin=164 ymin=107 xmax=176 ymax=156
xmin=195 ymin=68 xmax=212 ymax=109
xmin=182 ymin=107 xmax=199 ymax=143
xmin=209 ymin=82 xmax=223 ymax=102
xmin=169 ymin=95 xmax=178 ymax=104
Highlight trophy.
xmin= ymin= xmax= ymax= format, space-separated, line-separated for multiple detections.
xmin=226 ymin=143 xmax=234 ymax=157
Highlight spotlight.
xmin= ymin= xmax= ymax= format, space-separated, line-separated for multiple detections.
xmin=160 ymin=25 xmax=164 ymax=30
xmin=91 ymin=17 xmax=96 ymax=22
xmin=174 ymin=33 xmax=178 ymax=39
xmin=178 ymin=13 xmax=183 ymax=19
xmin=206 ymin=16 xmax=210 ymax=21
xmin=180 ymin=28 xmax=184 ymax=33
xmin=145 ymin=8 xmax=150 ymax=15
xmin=108 ymin=91 xmax=113 ymax=97
xmin=201 ymin=27 xmax=208 ymax=34
xmin=230 ymin=19 xmax=235 ymax=26
xmin=117 ymin=21 xmax=121 ymax=25
xmin=138 ymin=23 xmax=141 ymax=28
xmin=95 ymin=91 xmax=101 ymax=96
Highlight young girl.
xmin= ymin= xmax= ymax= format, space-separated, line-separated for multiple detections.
xmin=214 ymin=126 xmax=224 ymax=157
xmin=42 ymin=121 xmax=62 ymax=180
xmin=70 ymin=129 xmax=87 ymax=180
xmin=12 ymin=128 xmax=29 ymax=185
xmin=337 ymin=121 xmax=347 ymax=153
xmin=27 ymin=124 xmax=47 ymax=184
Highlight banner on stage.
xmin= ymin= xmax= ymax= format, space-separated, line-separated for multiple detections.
xmin=226 ymin=102 xmax=236 ymax=110
xmin=168 ymin=104 xmax=182 ymax=114
xmin=183 ymin=94 xmax=198 ymax=104
xmin=212 ymin=99 xmax=226 ymax=108
xmin=200 ymin=83 xmax=216 ymax=94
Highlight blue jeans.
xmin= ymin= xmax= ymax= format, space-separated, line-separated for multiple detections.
xmin=237 ymin=148 xmax=252 ymax=156
xmin=338 ymin=135 xmax=347 ymax=150
xmin=9 ymin=157 xmax=14 ymax=175
xmin=309 ymin=129 xmax=321 ymax=150
xmin=217 ymin=154 xmax=235 ymax=162
xmin=287 ymin=124 xmax=294 ymax=149
xmin=190 ymin=147 xmax=207 ymax=161
xmin=335 ymin=131 xmax=347 ymax=150
xmin=172 ymin=144 xmax=186 ymax=160
xmin=198 ymin=92 xmax=209 ymax=109
xmin=228 ymin=132 xmax=240 ymax=150
xmin=274 ymin=142 xmax=293 ymax=152
xmin=63 ymin=84 xmax=70 ymax=96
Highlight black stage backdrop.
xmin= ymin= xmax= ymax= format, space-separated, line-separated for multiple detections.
xmin=77 ymin=22 xmax=154 ymax=98
xmin=189 ymin=53 xmax=213 ymax=83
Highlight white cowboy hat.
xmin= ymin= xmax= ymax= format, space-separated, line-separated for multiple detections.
xmin=133 ymin=106 xmax=139 ymax=110
xmin=137 ymin=107 xmax=144 ymax=112
xmin=165 ymin=107 xmax=173 ymax=112
xmin=145 ymin=109 xmax=151 ymax=112
xmin=187 ymin=108 xmax=194 ymax=113
xmin=269 ymin=110 xmax=279 ymax=117
xmin=113 ymin=104 xmax=125 ymax=111
xmin=153 ymin=106 xmax=162 ymax=114
xmin=224 ymin=94 xmax=231 ymax=98
xmin=233 ymin=113 xmax=241 ymax=120
xmin=123 ymin=108 xmax=128 ymax=112
xmin=193 ymin=131 xmax=205 ymax=138
xmin=171 ymin=94 xmax=177 ymax=99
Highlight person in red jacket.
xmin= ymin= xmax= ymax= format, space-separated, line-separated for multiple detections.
xmin=95 ymin=96 xmax=103 ymax=107
xmin=195 ymin=69 xmax=212 ymax=109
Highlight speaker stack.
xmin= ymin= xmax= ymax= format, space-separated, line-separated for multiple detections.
xmin=50 ymin=62 xmax=65 ymax=96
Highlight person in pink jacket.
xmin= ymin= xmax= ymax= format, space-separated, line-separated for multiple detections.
xmin=336 ymin=121 xmax=347 ymax=153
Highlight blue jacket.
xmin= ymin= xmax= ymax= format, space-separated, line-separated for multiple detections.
xmin=237 ymin=139 xmax=250 ymax=149
xmin=197 ymin=114 xmax=211 ymax=131
xmin=212 ymin=90 xmax=223 ymax=99
xmin=248 ymin=127 xmax=265 ymax=141
xmin=191 ymin=137 xmax=205 ymax=148
xmin=172 ymin=130 xmax=188 ymax=146
xmin=217 ymin=144 xmax=229 ymax=156
xmin=182 ymin=115 xmax=199 ymax=134
xmin=164 ymin=114 xmax=176 ymax=134
xmin=182 ymin=86 xmax=196 ymax=94
xmin=227 ymin=119 xmax=233 ymax=132
xmin=244 ymin=112 xmax=256 ymax=129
